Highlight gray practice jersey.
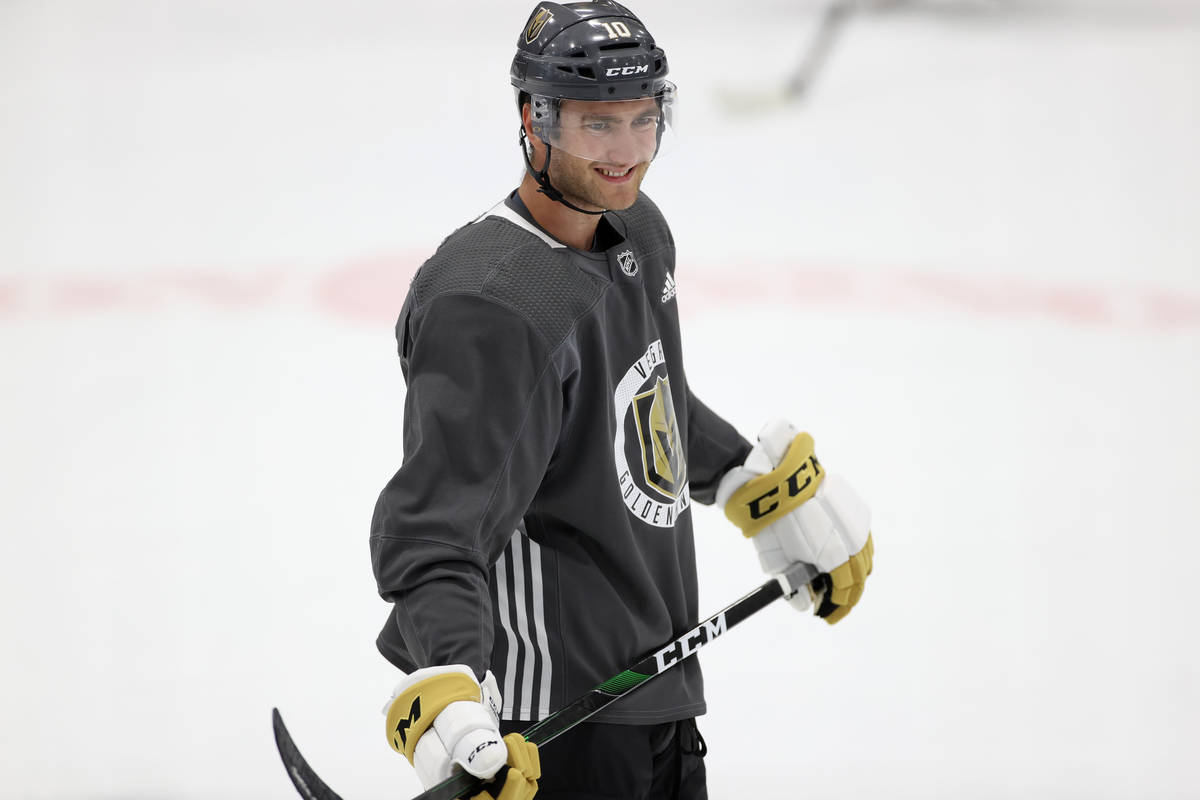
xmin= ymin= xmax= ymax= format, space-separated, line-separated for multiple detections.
xmin=371 ymin=191 xmax=751 ymax=725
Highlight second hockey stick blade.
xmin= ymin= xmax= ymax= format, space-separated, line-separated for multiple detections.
xmin=273 ymin=708 xmax=346 ymax=800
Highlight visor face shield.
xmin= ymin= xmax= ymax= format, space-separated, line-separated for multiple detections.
xmin=527 ymin=82 xmax=678 ymax=165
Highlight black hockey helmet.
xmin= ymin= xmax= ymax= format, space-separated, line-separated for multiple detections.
xmin=511 ymin=2 xmax=677 ymax=214
xmin=511 ymin=1 xmax=670 ymax=102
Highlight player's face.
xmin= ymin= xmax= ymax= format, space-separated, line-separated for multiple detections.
xmin=547 ymin=98 xmax=659 ymax=211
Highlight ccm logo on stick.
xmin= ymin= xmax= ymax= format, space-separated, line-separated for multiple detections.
xmin=653 ymin=614 xmax=727 ymax=671
xmin=605 ymin=65 xmax=650 ymax=77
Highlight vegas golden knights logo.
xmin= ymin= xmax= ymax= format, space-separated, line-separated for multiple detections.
xmin=525 ymin=7 xmax=554 ymax=43
xmin=633 ymin=376 xmax=685 ymax=499
xmin=612 ymin=340 xmax=692 ymax=528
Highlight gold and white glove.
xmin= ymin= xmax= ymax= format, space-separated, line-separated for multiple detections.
xmin=716 ymin=419 xmax=874 ymax=624
xmin=384 ymin=665 xmax=539 ymax=800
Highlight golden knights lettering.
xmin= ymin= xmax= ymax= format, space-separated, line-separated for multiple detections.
xmin=525 ymin=7 xmax=554 ymax=43
xmin=613 ymin=340 xmax=691 ymax=528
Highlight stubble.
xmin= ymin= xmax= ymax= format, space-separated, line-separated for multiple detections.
xmin=548 ymin=150 xmax=649 ymax=212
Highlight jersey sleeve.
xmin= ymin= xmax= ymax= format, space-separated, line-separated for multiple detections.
xmin=686 ymin=390 xmax=752 ymax=505
xmin=370 ymin=292 xmax=562 ymax=676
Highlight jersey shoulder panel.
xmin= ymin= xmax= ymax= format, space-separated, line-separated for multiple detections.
xmin=609 ymin=191 xmax=675 ymax=259
xmin=411 ymin=215 xmax=608 ymax=351
xmin=484 ymin=243 xmax=608 ymax=351
xmin=408 ymin=217 xmax=529 ymax=305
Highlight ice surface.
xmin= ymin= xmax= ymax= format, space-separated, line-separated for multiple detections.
xmin=1 ymin=1 xmax=1198 ymax=798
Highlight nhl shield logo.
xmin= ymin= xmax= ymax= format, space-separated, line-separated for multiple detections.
xmin=525 ymin=7 xmax=554 ymax=43
xmin=617 ymin=249 xmax=639 ymax=277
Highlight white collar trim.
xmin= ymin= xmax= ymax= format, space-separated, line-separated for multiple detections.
xmin=477 ymin=200 xmax=566 ymax=250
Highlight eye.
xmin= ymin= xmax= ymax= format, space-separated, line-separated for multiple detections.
xmin=632 ymin=115 xmax=659 ymax=130
xmin=584 ymin=121 xmax=611 ymax=133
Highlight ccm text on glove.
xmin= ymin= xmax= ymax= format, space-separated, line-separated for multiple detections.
xmin=716 ymin=420 xmax=874 ymax=624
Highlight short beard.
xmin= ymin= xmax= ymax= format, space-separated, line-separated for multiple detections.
xmin=546 ymin=148 xmax=645 ymax=212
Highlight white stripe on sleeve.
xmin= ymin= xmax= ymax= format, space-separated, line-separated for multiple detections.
xmin=494 ymin=539 xmax=519 ymax=719
xmin=509 ymin=533 xmax=538 ymax=721
xmin=527 ymin=537 xmax=553 ymax=719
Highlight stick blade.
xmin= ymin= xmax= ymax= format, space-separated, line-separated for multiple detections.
xmin=272 ymin=708 xmax=347 ymax=800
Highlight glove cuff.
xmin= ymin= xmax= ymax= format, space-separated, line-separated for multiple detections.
xmin=722 ymin=432 xmax=824 ymax=538
xmin=385 ymin=666 xmax=481 ymax=763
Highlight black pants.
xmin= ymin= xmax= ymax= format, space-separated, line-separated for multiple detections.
xmin=499 ymin=718 xmax=708 ymax=800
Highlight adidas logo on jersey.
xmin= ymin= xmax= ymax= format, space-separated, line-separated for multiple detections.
xmin=661 ymin=273 xmax=677 ymax=304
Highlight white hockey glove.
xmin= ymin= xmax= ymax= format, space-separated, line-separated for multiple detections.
xmin=383 ymin=665 xmax=539 ymax=800
xmin=716 ymin=419 xmax=874 ymax=624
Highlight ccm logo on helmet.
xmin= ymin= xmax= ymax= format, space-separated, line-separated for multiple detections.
xmin=606 ymin=65 xmax=650 ymax=77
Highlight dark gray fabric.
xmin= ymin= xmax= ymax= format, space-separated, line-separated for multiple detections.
xmin=371 ymin=191 xmax=751 ymax=724
xmin=498 ymin=718 xmax=708 ymax=800
xmin=683 ymin=394 xmax=752 ymax=505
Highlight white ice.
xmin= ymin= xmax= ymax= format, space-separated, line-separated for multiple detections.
xmin=1 ymin=1 xmax=1198 ymax=798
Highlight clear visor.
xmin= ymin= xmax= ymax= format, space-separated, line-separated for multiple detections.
xmin=528 ymin=82 xmax=678 ymax=166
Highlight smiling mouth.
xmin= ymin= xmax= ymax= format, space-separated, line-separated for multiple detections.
xmin=595 ymin=165 xmax=635 ymax=183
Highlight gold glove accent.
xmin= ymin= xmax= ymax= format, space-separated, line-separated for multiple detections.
xmin=471 ymin=733 xmax=540 ymax=800
xmin=385 ymin=671 xmax=481 ymax=763
xmin=821 ymin=534 xmax=874 ymax=625
xmin=724 ymin=432 xmax=825 ymax=538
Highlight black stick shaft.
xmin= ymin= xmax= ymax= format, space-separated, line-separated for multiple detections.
xmin=413 ymin=568 xmax=811 ymax=800
xmin=786 ymin=0 xmax=855 ymax=97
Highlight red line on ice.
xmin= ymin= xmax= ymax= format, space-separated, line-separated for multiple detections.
xmin=2 ymin=254 xmax=1198 ymax=333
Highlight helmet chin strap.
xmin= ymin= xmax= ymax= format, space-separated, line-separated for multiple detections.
xmin=520 ymin=128 xmax=606 ymax=216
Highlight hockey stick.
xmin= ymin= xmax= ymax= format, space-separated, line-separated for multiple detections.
xmin=783 ymin=0 xmax=856 ymax=100
xmin=273 ymin=562 xmax=817 ymax=800
xmin=715 ymin=0 xmax=857 ymax=113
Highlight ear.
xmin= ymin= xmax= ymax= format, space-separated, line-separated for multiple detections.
xmin=522 ymin=102 xmax=549 ymax=168
xmin=521 ymin=101 xmax=534 ymax=137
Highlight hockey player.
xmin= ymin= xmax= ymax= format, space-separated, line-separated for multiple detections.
xmin=370 ymin=3 xmax=874 ymax=798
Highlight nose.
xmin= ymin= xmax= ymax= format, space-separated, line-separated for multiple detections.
xmin=603 ymin=125 xmax=653 ymax=165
